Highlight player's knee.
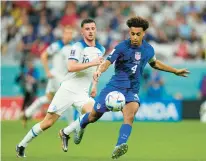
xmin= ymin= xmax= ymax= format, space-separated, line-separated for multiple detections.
xmin=88 ymin=116 xmax=96 ymax=123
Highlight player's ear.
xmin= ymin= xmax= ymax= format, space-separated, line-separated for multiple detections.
xmin=142 ymin=31 xmax=145 ymax=37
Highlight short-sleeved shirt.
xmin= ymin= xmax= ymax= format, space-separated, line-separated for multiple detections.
xmin=46 ymin=40 xmax=73 ymax=76
xmin=61 ymin=39 xmax=105 ymax=93
xmin=106 ymin=39 xmax=156 ymax=93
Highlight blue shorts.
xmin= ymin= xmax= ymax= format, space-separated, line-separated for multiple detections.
xmin=94 ymin=85 xmax=140 ymax=113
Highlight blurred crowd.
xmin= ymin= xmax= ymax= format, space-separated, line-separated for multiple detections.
xmin=1 ymin=1 xmax=206 ymax=65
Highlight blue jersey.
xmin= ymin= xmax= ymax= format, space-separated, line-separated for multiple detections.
xmin=106 ymin=39 xmax=155 ymax=93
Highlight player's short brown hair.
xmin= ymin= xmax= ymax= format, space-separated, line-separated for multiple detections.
xmin=81 ymin=18 xmax=96 ymax=28
xmin=126 ymin=16 xmax=149 ymax=31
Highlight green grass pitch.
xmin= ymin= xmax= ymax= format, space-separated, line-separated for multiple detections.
xmin=1 ymin=120 xmax=206 ymax=161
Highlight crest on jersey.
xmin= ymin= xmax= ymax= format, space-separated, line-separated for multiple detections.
xmin=135 ymin=52 xmax=141 ymax=60
xmin=96 ymin=103 xmax=101 ymax=110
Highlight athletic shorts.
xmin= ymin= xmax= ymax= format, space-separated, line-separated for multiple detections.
xmin=45 ymin=77 xmax=61 ymax=94
xmin=47 ymin=86 xmax=94 ymax=115
xmin=94 ymin=85 xmax=140 ymax=113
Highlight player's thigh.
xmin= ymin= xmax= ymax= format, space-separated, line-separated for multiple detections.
xmin=88 ymin=108 xmax=104 ymax=122
xmin=73 ymin=92 xmax=94 ymax=114
xmin=122 ymin=102 xmax=139 ymax=124
xmin=48 ymin=87 xmax=74 ymax=116
xmin=81 ymin=97 xmax=95 ymax=114
xmin=94 ymin=85 xmax=123 ymax=113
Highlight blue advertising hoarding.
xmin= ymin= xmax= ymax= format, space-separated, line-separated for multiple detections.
xmin=74 ymin=99 xmax=182 ymax=122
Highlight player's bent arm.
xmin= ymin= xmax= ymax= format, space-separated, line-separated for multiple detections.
xmin=41 ymin=51 xmax=50 ymax=74
xmin=68 ymin=60 xmax=96 ymax=72
xmin=149 ymin=60 xmax=178 ymax=74
xmin=97 ymin=60 xmax=111 ymax=73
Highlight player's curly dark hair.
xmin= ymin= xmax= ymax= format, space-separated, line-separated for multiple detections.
xmin=126 ymin=16 xmax=149 ymax=31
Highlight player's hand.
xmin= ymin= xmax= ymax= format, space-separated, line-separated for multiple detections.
xmin=90 ymin=86 xmax=97 ymax=98
xmin=93 ymin=71 xmax=101 ymax=82
xmin=91 ymin=56 xmax=104 ymax=66
xmin=174 ymin=68 xmax=190 ymax=77
xmin=46 ymin=71 xmax=54 ymax=78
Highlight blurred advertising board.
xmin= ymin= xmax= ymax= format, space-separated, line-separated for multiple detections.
xmin=94 ymin=100 xmax=182 ymax=122
xmin=1 ymin=97 xmax=47 ymax=120
xmin=1 ymin=97 xmax=182 ymax=122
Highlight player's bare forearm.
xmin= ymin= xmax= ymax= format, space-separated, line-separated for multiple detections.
xmin=68 ymin=56 xmax=103 ymax=72
xmin=97 ymin=60 xmax=111 ymax=73
xmin=150 ymin=60 xmax=190 ymax=77
xmin=68 ymin=60 xmax=94 ymax=72
xmin=41 ymin=51 xmax=50 ymax=73
xmin=150 ymin=60 xmax=177 ymax=73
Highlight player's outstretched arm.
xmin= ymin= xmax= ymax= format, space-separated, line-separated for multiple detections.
xmin=149 ymin=60 xmax=190 ymax=77
xmin=93 ymin=60 xmax=111 ymax=82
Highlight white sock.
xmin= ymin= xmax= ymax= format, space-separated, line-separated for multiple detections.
xmin=67 ymin=107 xmax=74 ymax=125
xmin=25 ymin=96 xmax=49 ymax=118
xmin=18 ymin=123 xmax=43 ymax=147
xmin=63 ymin=114 xmax=85 ymax=135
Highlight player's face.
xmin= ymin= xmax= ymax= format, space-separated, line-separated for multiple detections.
xmin=129 ymin=27 xmax=145 ymax=46
xmin=62 ymin=28 xmax=73 ymax=43
xmin=81 ymin=22 xmax=96 ymax=41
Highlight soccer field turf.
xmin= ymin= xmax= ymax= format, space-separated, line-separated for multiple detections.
xmin=1 ymin=120 xmax=206 ymax=161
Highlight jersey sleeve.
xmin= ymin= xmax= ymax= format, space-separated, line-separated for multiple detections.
xmin=46 ymin=42 xmax=62 ymax=56
xmin=61 ymin=45 xmax=72 ymax=58
xmin=68 ymin=42 xmax=83 ymax=62
xmin=148 ymin=46 xmax=156 ymax=63
xmin=106 ymin=46 xmax=121 ymax=64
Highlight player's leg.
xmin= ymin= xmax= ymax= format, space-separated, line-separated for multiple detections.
xmin=62 ymin=97 xmax=94 ymax=136
xmin=21 ymin=91 xmax=34 ymax=128
xmin=24 ymin=93 xmax=53 ymax=118
xmin=59 ymin=97 xmax=97 ymax=151
xmin=72 ymin=91 xmax=111 ymax=145
xmin=24 ymin=79 xmax=56 ymax=119
xmin=80 ymin=85 xmax=117 ymax=129
xmin=112 ymin=102 xmax=139 ymax=159
xmin=16 ymin=87 xmax=73 ymax=157
xmin=16 ymin=112 xmax=60 ymax=157
xmin=80 ymin=85 xmax=118 ymax=129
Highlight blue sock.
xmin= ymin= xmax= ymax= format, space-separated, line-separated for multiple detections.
xmin=116 ymin=124 xmax=132 ymax=146
xmin=80 ymin=113 xmax=90 ymax=129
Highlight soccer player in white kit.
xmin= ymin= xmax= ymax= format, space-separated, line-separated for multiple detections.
xmin=16 ymin=18 xmax=105 ymax=157
xmin=22 ymin=26 xmax=74 ymax=127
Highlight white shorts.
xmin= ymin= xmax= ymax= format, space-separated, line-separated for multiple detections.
xmin=47 ymin=86 xmax=94 ymax=115
xmin=45 ymin=77 xmax=61 ymax=94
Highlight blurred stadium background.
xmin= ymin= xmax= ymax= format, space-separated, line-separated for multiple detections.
xmin=1 ymin=1 xmax=206 ymax=161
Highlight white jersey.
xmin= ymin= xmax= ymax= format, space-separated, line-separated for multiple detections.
xmin=61 ymin=39 xmax=105 ymax=93
xmin=46 ymin=40 xmax=73 ymax=78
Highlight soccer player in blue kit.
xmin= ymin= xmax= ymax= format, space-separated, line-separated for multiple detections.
xmin=76 ymin=16 xmax=190 ymax=159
